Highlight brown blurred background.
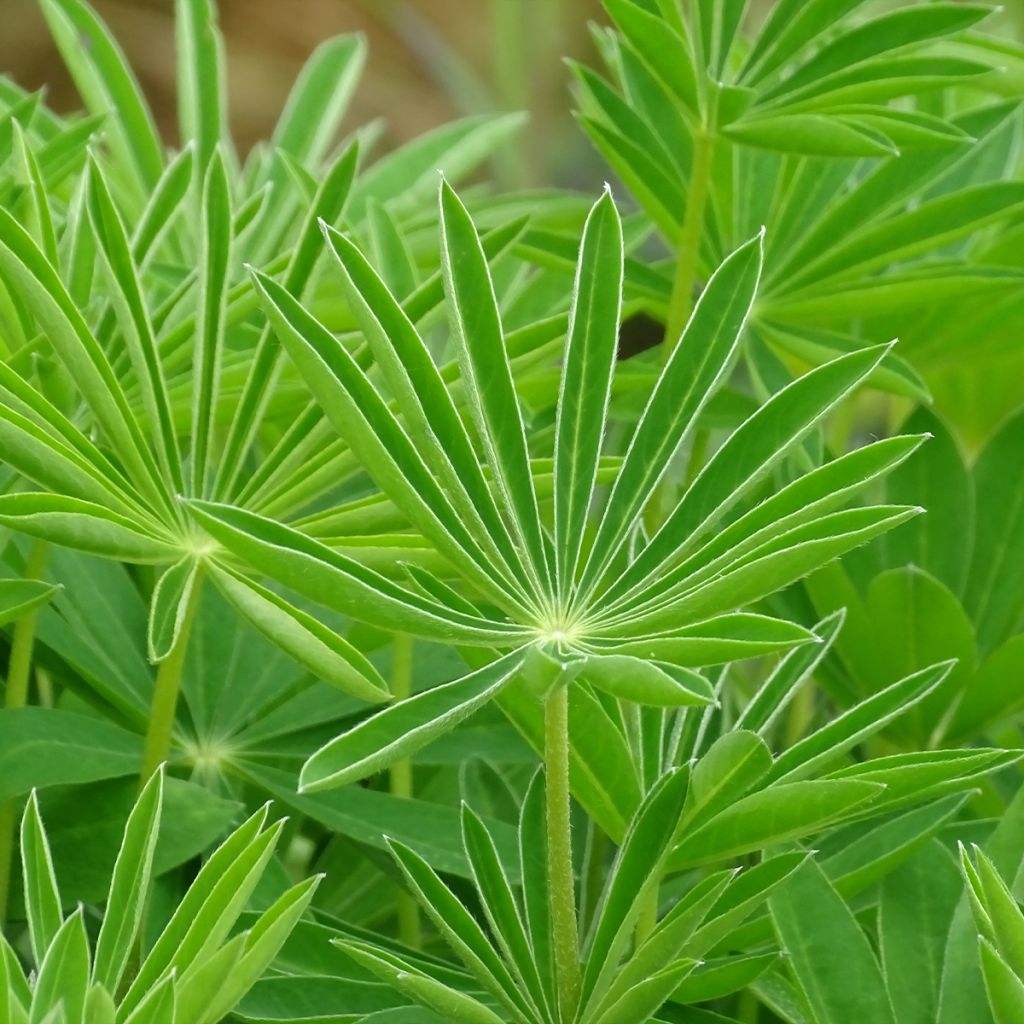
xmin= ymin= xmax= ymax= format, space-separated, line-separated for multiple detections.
xmin=0 ymin=0 xmax=609 ymax=184
xmin=3 ymin=1 xmax=1020 ymax=187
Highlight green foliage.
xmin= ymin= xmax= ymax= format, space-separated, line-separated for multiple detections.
xmin=0 ymin=1 xmax=1021 ymax=1023
xmin=1 ymin=771 xmax=316 ymax=1023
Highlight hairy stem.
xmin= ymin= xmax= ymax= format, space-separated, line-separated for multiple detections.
xmin=545 ymin=684 xmax=580 ymax=1019
xmin=663 ymin=129 xmax=715 ymax=360
xmin=390 ymin=634 xmax=421 ymax=947
xmin=0 ymin=539 xmax=49 ymax=924
xmin=139 ymin=573 xmax=203 ymax=784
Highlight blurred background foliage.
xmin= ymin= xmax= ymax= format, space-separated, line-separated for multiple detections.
xmin=0 ymin=0 xmax=597 ymax=186
xmin=4 ymin=0 xmax=1023 ymax=448
xmin=2 ymin=0 xmax=1021 ymax=178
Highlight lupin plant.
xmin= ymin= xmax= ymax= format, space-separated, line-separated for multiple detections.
xmin=0 ymin=1 xmax=1023 ymax=1023
xmin=0 ymin=770 xmax=316 ymax=1024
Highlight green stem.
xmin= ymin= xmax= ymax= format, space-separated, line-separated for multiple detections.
xmin=783 ymin=678 xmax=815 ymax=750
xmin=390 ymin=634 xmax=421 ymax=948
xmin=0 ymin=539 xmax=49 ymax=924
xmin=490 ymin=0 xmax=529 ymax=187
xmin=737 ymin=988 xmax=761 ymax=1022
xmin=663 ymin=129 xmax=715 ymax=361
xmin=545 ymin=684 xmax=580 ymax=1019
xmin=139 ymin=573 xmax=203 ymax=785
xmin=0 ymin=803 xmax=15 ymax=927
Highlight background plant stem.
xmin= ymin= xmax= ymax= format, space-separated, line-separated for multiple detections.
xmin=0 ymin=538 xmax=49 ymax=924
xmin=663 ymin=129 xmax=715 ymax=360
xmin=635 ymin=887 xmax=658 ymax=945
xmin=389 ymin=634 xmax=421 ymax=948
xmin=139 ymin=574 xmax=203 ymax=784
xmin=644 ymin=120 xmax=717 ymax=938
xmin=545 ymin=683 xmax=580 ymax=1019
xmin=490 ymin=0 xmax=529 ymax=187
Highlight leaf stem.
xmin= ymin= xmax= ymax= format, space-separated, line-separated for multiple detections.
xmin=545 ymin=683 xmax=580 ymax=1019
xmin=139 ymin=571 xmax=204 ymax=784
xmin=389 ymin=634 xmax=421 ymax=948
xmin=663 ymin=128 xmax=715 ymax=361
xmin=0 ymin=538 xmax=49 ymax=924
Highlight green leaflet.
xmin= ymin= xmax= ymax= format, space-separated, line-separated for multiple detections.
xmin=619 ymin=506 xmax=922 ymax=635
xmin=208 ymin=565 xmax=390 ymax=703
xmin=671 ymin=779 xmax=884 ymax=867
xmin=249 ymin=264 xmax=529 ymax=613
xmin=604 ymin=0 xmax=699 ymax=114
xmin=603 ymin=341 xmax=895 ymax=604
xmin=461 ymin=806 xmax=550 ymax=1018
xmin=881 ymin=407 xmax=972 ymax=597
xmin=830 ymin=749 xmax=1022 ymax=814
xmin=86 ymin=159 xmax=183 ymax=494
xmin=175 ymin=0 xmax=226 ymax=170
xmin=765 ymin=661 xmax=955 ymax=784
xmin=20 ymin=792 xmax=63 ymax=966
xmin=91 ymin=770 xmax=163 ymax=994
xmin=965 ymin=408 xmax=1024 ymax=654
xmin=39 ymin=0 xmax=164 ymax=194
xmin=577 ymin=229 xmax=764 ymax=598
xmin=0 ymin=209 xmax=171 ymax=515
xmin=636 ymin=436 xmax=926 ymax=612
xmin=186 ymin=500 xmax=527 ymax=645
xmin=318 ymin=222 xmax=532 ymax=605
xmin=385 ymin=839 xmax=531 ymax=1020
xmin=147 ymin=557 xmax=201 ymax=663
xmin=31 ymin=909 xmax=90 ymax=1024
xmin=683 ymin=731 xmax=774 ymax=831
xmin=338 ymin=941 xmax=504 ymax=1024
xmin=190 ymin=150 xmax=232 ymax=497
xmin=736 ymin=609 xmax=845 ymax=736
xmin=580 ymin=656 xmax=715 ymax=707
xmin=271 ymin=35 xmax=365 ymax=168
xmin=0 ymin=709 xmax=142 ymax=801
xmin=580 ymin=768 xmax=691 ymax=1012
xmin=553 ymin=188 xmax=623 ymax=597
xmin=769 ymin=859 xmax=898 ymax=1024
xmin=299 ymin=652 xmax=525 ymax=793
xmin=595 ymin=613 xmax=816 ymax=665
xmin=590 ymin=961 xmax=697 ymax=1024
xmin=0 ymin=494 xmax=178 ymax=564
xmin=438 ymin=180 xmax=551 ymax=594
xmin=0 ymin=579 xmax=60 ymax=628
xmin=761 ymin=4 xmax=995 ymax=101
xmin=880 ymin=840 xmax=964 ymax=1024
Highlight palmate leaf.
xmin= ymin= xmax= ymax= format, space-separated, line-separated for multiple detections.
xmin=769 ymin=858 xmax=898 ymax=1024
xmin=582 ymin=0 xmax=999 ymax=199
xmin=577 ymin=2 xmax=1018 ymax=411
xmin=346 ymin=762 xmax=861 ymax=1024
xmin=39 ymin=0 xmax=164 ymax=199
xmin=0 ymin=1 xmax=535 ymax=736
xmin=439 ymin=179 xmax=552 ymax=596
xmin=185 ymin=181 xmax=927 ymax=796
xmin=299 ymin=653 xmax=525 ymax=793
xmin=176 ymin=0 xmax=226 ymax=172
xmin=6 ymin=782 xmax=317 ymax=1024
xmin=573 ymin=225 xmax=763 ymax=598
xmin=579 ymin=768 xmax=691 ymax=1015
xmin=314 ymin=218 xmax=534 ymax=607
